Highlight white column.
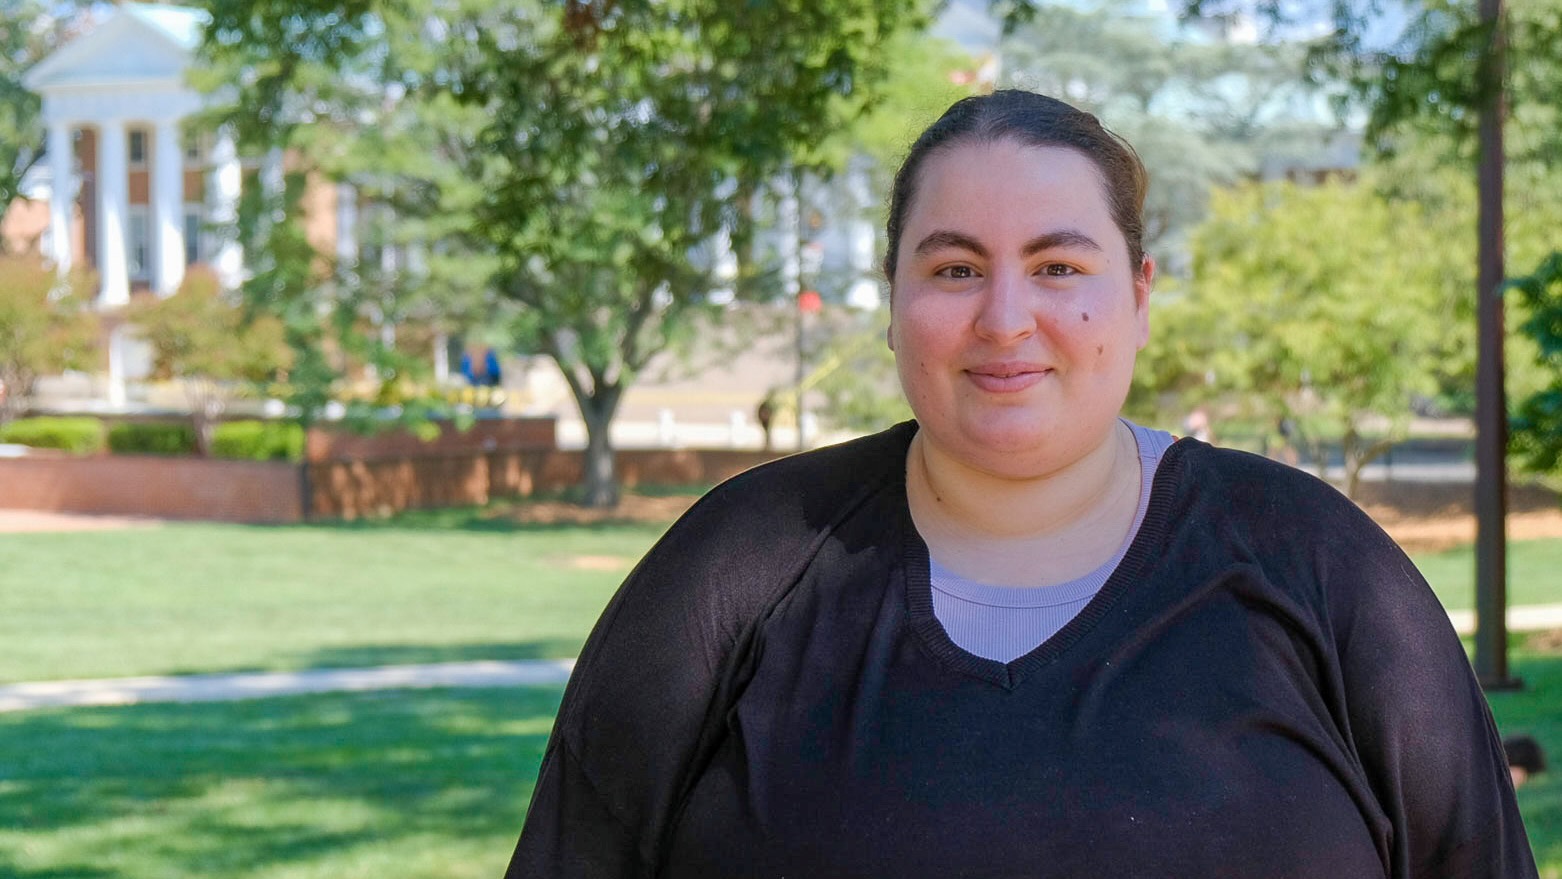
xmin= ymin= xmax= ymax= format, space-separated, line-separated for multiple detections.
xmin=335 ymin=182 xmax=358 ymax=265
xmin=153 ymin=118 xmax=186 ymax=297
xmin=106 ymin=324 xmax=128 ymax=409
xmin=208 ymin=125 xmax=242 ymax=288
xmin=96 ymin=119 xmax=130 ymax=307
xmin=46 ymin=121 xmax=74 ymax=272
xmin=433 ymin=330 xmax=450 ymax=384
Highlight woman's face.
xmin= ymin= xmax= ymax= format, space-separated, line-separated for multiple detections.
xmin=889 ymin=140 xmax=1153 ymax=479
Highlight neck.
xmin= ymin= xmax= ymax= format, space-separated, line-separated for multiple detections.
xmin=908 ymin=421 xmax=1142 ymax=586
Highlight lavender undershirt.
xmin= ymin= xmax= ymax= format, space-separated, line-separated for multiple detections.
xmin=929 ymin=420 xmax=1177 ymax=663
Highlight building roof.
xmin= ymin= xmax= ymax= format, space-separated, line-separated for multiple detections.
xmin=121 ymin=3 xmax=209 ymax=52
xmin=23 ymin=3 xmax=208 ymax=91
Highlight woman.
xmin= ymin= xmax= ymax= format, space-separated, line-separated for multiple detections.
xmin=505 ymin=91 xmax=1534 ymax=878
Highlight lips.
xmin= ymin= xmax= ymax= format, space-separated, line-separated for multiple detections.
xmin=965 ymin=362 xmax=1052 ymax=393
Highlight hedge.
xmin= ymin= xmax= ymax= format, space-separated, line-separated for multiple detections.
xmin=107 ymin=422 xmax=198 ymax=455
xmin=0 ymin=417 xmax=107 ymax=455
xmin=212 ymin=420 xmax=305 ymax=461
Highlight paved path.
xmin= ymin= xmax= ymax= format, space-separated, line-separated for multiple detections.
xmin=4 ymin=603 xmax=1562 ymax=713
xmin=0 ymin=659 xmax=574 ymax=713
xmin=1448 ymin=602 xmax=1562 ymax=637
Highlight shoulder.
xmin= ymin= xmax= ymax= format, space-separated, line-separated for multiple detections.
xmin=607 ymin=422 xmax=914 ymax=634
xmin=1156 ymin=440 xmax=1415 ymax=587
xmin=1157 ymin=440 xmax=1432 ymax=624
xmin=1162 ymin=440 xmax=1375 ymax=536
xmin=666 ymin=420 xmax=915 ymax=547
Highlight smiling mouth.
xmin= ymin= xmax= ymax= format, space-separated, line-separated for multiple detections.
xmin=965 ymin=366 xmax=1052 ymax=392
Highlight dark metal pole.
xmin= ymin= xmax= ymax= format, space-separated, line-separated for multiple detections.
xmin=1473 ymin=0 xmax=1518 ymax=689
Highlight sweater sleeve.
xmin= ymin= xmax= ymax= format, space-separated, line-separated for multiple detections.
xmin=502 ymin=430 xmax=905 ymax=878
xmin=1322 ymin=505 xmax=1537 ymax=879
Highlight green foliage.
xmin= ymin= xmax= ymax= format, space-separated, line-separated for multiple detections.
xmin=1509 ymin=251 xmax=1562 ymax=475
xmin=459 ymin=0 xmax=924 ymax=505
xmin=132 ymin=267 xmax=289 ymax=388
xmin=811 ymin=312 xmax=913 ymax=433
xmin=998 ymin=0 xmax=1333 ymax=270
xmin=1343 ymin=0 xmax=1562 ymax=168
xmin=131 ymin=266 xmax=291 ymax=454
xmin=107 ymin=421 xmax=198 ymax=456
xmin=195 ymin=0 xmax=515 ymax=431
xmin=1166 ymin=174 xmax=1463 ymax=495
xmin=211 ymin=419 xmax=306 ymax=461
xmin=0 ymin=415 xmax=105 ymax=454
xmin=0 ymin=254 xmax=95 ymax=423
xmin=0 ymin=2 xmax=90 ymax=236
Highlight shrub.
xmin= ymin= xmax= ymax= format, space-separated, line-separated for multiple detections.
xmin=212 ymin=420 xmax=305 ymax=461
xmin=0 ymin=416 xmax=107 ymax=454
xmin=108 ymin=422 xmax=198 ymax=456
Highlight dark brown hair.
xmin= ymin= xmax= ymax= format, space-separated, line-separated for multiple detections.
xmin=883 ymin=90 xmax=1149 ymax=284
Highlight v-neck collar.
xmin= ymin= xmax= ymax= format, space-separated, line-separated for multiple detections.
xmin=898 ymin=432 xmax=1190 ymax=690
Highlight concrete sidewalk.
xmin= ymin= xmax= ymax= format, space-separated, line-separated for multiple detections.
xmin=0 ymin=659 xmax=574 ymax=713
xmin=4 ymin=603 xmax=1561 ymax=713
xmin=1448 ymin=602 xmax=1562 ymax=637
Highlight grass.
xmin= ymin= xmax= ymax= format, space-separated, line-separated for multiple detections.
xmin=2 ymin=502 xmax=1560 ymax=683
xmin=1484 ymin=645 xmax=1562 ymax=875
xmin=0 ymin=512 xmax=667 ymax=683
xmin=0 ymin=658 xmax=1560 ymax=878
xmin=0 ymin=686 xmax=559 ymax=879
xmin=1413 ymin=538 xmax=1562 ymax=611
xmin=2 ymin=505 xmax=1562 ymax=875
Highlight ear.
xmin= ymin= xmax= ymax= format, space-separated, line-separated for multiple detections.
xmin=1133 ymin=254 xmax=1155 ymax=351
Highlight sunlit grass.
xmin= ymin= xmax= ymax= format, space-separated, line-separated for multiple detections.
xmin=0 ymin=686 xmax=558 ymax=879
xmin=0 ymin=514 xmax=666 ymax=683
xmin=1413 ymin=538 xmax=1562 ymax=611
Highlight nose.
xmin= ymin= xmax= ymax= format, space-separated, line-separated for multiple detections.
xmin=972 ymin=269 xmax=1035 ymax=344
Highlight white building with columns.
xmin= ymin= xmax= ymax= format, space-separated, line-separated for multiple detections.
xmin=17 ymin=3 xmax=244 ymax=407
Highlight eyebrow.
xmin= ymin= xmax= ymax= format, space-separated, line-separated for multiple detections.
xmin=912 ymin=228 xmax=1104 ymax=259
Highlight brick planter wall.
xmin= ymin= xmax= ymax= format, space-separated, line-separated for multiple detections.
xmin=0 ymin=445 xmax=785 ymax=523
xmin=0 ymin=454 xmax=305 ymax=523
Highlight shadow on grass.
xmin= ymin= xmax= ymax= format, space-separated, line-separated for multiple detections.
xmin=289 ymin=638 xmax=583 ymax=669
xmin=297 ymin=505 xmax=676 ymax=535
xmin=0 ymin=685 xmax=561 ymax=878
xmin=1485 ymin=648 xmax=1562 ymax=870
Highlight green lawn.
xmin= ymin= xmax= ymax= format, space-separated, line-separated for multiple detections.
xmin=1485 ymin=647 xmax=1562 ymax=875
xmin=0 ymin=659 xmax=1560 ymax=878
xmin=2 ymin=507 xmax=1561 ymax=684
xmin=3 ymin=510 xmax=1562 ymax=876
xmin=0 ymin=512 xmax=665 ymax=683
xmin=0 ymin=686 xmax=558 ymax=879
xmin=1414 ymin=538 xmax=1562 ymax=611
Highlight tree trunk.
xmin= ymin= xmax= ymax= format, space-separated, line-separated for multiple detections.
xmin=0 ymin=367 xmax=34 ymax=426
xmin=577 ymin=386 xmax=624 ymax=509
xmin=1341 ymin=429 xmax=1395 ymax=501
xmin=188 ymin=380 xmax=226 ymax=458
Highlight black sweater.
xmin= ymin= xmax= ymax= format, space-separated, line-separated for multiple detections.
xmin=505 ymin=422 xmax=1535 ymax=878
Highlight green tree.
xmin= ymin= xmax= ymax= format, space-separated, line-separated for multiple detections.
xmin=464 ymin=0 xmax=924 ymax=506
xmin=132 ymin=267 xmax=290 ymax=455
xmin=1179 ymin=177 xmax=1463 ymax=498
xmin=999 ymin=0 xmax=1336 ymax=270
xmin=0 ymin=253 xmax=94 ymax=424
xmin=1510 ymin=253 xmax=1562 ymax=477
xmin=0 ymin=0 xmax=88 ymax=244
xmin=196 ymin=0 xmax=498 ymax=429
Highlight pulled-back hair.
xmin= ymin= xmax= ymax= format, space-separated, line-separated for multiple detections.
xmin=883 ymin=90 xmax=1149 ymax=284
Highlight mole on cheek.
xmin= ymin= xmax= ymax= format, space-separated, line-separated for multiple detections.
xmin=1096 ymin=345 xmax=1104 ymax=355
xmin=1081 ymin=312 xmax=1090 ymax=322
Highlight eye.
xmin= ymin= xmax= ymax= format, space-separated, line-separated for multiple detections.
xmin=935 ymin=264 xmax=979 ymax=280
xmin=1039 ymin=263 xmax=1078 ymax=277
